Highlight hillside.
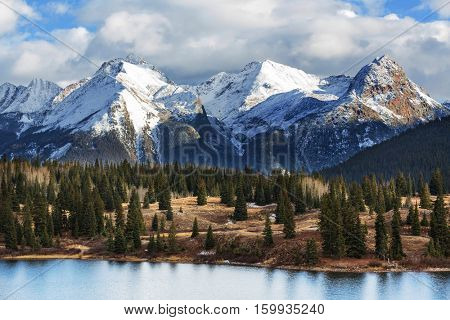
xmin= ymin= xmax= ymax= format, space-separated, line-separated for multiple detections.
xmin=322 ymin=116 xmax=450 ymax=187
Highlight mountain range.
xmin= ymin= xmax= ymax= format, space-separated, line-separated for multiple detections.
xmin=0 ymin=54 xmax=448 ymax=171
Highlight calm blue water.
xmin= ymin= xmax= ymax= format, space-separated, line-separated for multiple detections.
xmin=0 ymin=260 xmax=448 ymax=299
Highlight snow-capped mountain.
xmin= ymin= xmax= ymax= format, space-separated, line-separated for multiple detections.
xmin=0 ymin=79 xmax=60 ymax=114
xmin=194 ymin=59 xmax=349 ymax=123
xmin=0 ymin=55 xmax=447 ymax=171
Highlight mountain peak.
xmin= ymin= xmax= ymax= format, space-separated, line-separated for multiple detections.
xmin=124 ymin=53 xmax=149 ymax=66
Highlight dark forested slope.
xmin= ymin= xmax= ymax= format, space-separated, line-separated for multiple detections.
xmin=322 ymin=116 xmax=450 ymax=187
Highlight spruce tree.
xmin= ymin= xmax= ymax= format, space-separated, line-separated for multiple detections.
xmin=429 ymin=194 xmax=449 ymax=256
xmin=254 ymin=178 xmax=266 ymax=206
xmin=411 ymin=203 xmax=421 ymax=236
xmin=23 ymin=196 xmax=36 ymax=248
xmin=93 ymin=189 xmax=105 ymax=235
xmin=147 ymin=183 xmax=157 ymax=203
xmin=142 ymin=191 xmax=150 ymax=209
xmin=419 ymin=183 xmax=432 ymax=209
xmin=1 ymin=198 xmax=17 ymax=250
xmin=204 ymin=225 xmax=215 ymax=250
xmin=421 ymin=212 xmax=429 ymax=227
xmin=305 ymin=239 xmax=319 ymax=265
xmin=158 ymin=175 xmax=172 ymax=210
xmin=196 ymin=178 xmax=207 ymax=206
xmin=262 ymin=214 xmax=273 ymax=246
xmin=168 ymin=221 xmax=177 ymax=253
xmin=406 ymin=205 xmax=413 ymax=225
xmin=429 ymin=168 xmax=444 ymax=196
xmin=233 ymin=177 xmax=247 ymax=221
xmin=159 ymin=216 xmax=166 ymax=232
xmin=283 ymin=193 xmax=296 ymax=239
xmin=151 ymin=214 xmax=158 ymax=232
xmin=345 ymin=205 xmax=366 ymax=258
xmin=390 ymin=206 xmax=404 ymax=260
xmin=375 ymin=209 xmax=388 ymax=259
xmin=147 ymin=234 xmax=156 ymax=255
xmin=275 ymin=189 xmax=286 ymax=224
xmin=166 ymin=206 xmax=174 ymax=221
xmin=294 ymin=184 xmax=306 ymax=215
xmin=33 ymin=192 xmax=51 ymax=247
xmin=113 ymin=227 xmax=127 ymax=254
xmin=191 ymin=217 xmax=199 ymax=238
xmin=126 ymin=190 xmax=142 ymax=250
xmin=156 ymin=230 xmax=163 ymax=252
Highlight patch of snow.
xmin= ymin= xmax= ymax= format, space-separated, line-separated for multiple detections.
xmin=49 ymin=143 xmax=72 ymax=159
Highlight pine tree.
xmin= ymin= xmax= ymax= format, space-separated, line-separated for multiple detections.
xmin=142 ymin=191 xmax=150 ymax=209
xmin=166 ymin=206 xmax=174 ymax=221
xmin=168 ymin=221 xmax=177 ymax=253
xmin=390 ymin=206 xmax=404 ymax=260
xmin=275 ymin=189 xmax=286 ymax=224
xmin=23 ymin=196 xmax=36 ymax=248
xmin=159 ymin=216 xmax=166 ymax=232
xmin=1 ymin=197 xmax=17 ymax=250
xmin=305 ymin=239 xmax=319 ymax=265
xmin=158 ymin=175 xmax=172 ymax=210
xmin=93 ymin=189 xmax=105 ymax=235
xmin=126 ymin=190 xmax=142 ymax=250
xmin=156 ymin=230 xmax=163 ymax=252
xmin=147 ymin=234 xmax=156 ymax=255
xmin=294 ymin=183 xmax=306 ymax=215
xmin=283 ymin=193 xmax=296 ymax=239
xmin=406 ymin=205 xmax=413 ymax=225
xmin=151 ymin=214 xmax=158 ymax=232
xmin=113 ymin=227 xmax=127 ymax=254
xmin=429 ymin=168 xmax=444 ymax=196
xmin=204 ymin=225 xmax=215 ymax=250
xmin=191 ymin=217 xmax=199 ymax=238
xmin=429 ymin=194 xmax=449 ymax=256
xmin=114 ymin=201 xmax=125 ymax=231
xmin=421 ymin=212 xmax=429 ymax=227
xmin=233 ymin=177 xmax=247 ymax=221
xmin=33 ymin=192 xmax=51 ymax=247
xmin=147 ymin=183 xmax=157 ymax=204
xmin=254 ymin=177 xmax=266 ymax=206
xmin=345 ymin=204 xmax=366 ymax=258
xmin=262 ymin=214 xmax=273 ymax=246
xmin=411 ymin=203 xmax=421 ymax=236
xmin=419 ymin=183 xmax=432 ymax=209
xmin=375 ymin=209 xmax=388 ymax=259
xmin=196 ymin=178 xmax=207 ymax=206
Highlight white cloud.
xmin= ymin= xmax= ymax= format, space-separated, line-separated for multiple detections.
xmin=97 ymin=11 xmax=171 ymax=55
xmin=338 ymin=9 xmax=358 ymax=18
xmin=46 ymin=2 xmax=71 ymax=15
xmin=3 ymin=27 xmax=93 ymax=84
xmin=422 ymin=0 xmax=450 ymax=18
xmin=0 ymin=0 xmax=36 ymax=35
xmin=0 ymin=0 xmax=449 ymax=100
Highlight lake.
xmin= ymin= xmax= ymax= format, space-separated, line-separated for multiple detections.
xmin=0 ymin=260 xmax=448 ymax=299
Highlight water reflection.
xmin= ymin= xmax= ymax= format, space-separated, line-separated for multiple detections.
xmin=0 ymin=260 xmax=448 ymax=300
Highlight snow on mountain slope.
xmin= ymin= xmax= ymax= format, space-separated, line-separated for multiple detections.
xmin=195 ymin=59 xmax=348 ymax=123
xmin=0 ymin=79 xmax=61 ymax=114
xmin=52 ymin=78 xmax=90 ymax=104
xmin=0 ymin=83 xmax=26 ymax=113
xmin=233 ymin=56 xmax=447 ymax=139
xmin=0 ymin=54 xmax=448 ymax=170
xmin=43 ymin=56 xmax=173 ymax=134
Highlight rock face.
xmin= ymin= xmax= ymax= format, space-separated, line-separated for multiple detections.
xmin=0 ymin=55 xmax=447 ymax=171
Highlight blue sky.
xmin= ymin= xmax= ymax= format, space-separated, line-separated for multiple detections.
xmin=0 ymin=0 xmax=449 ymax=99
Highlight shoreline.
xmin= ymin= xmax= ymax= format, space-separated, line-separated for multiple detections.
xmin=1 ymin=254 xmax=449 ymax=273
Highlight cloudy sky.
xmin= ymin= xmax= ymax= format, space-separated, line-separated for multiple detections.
xmin=0 ymin=0 xmax=449 ymax=100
